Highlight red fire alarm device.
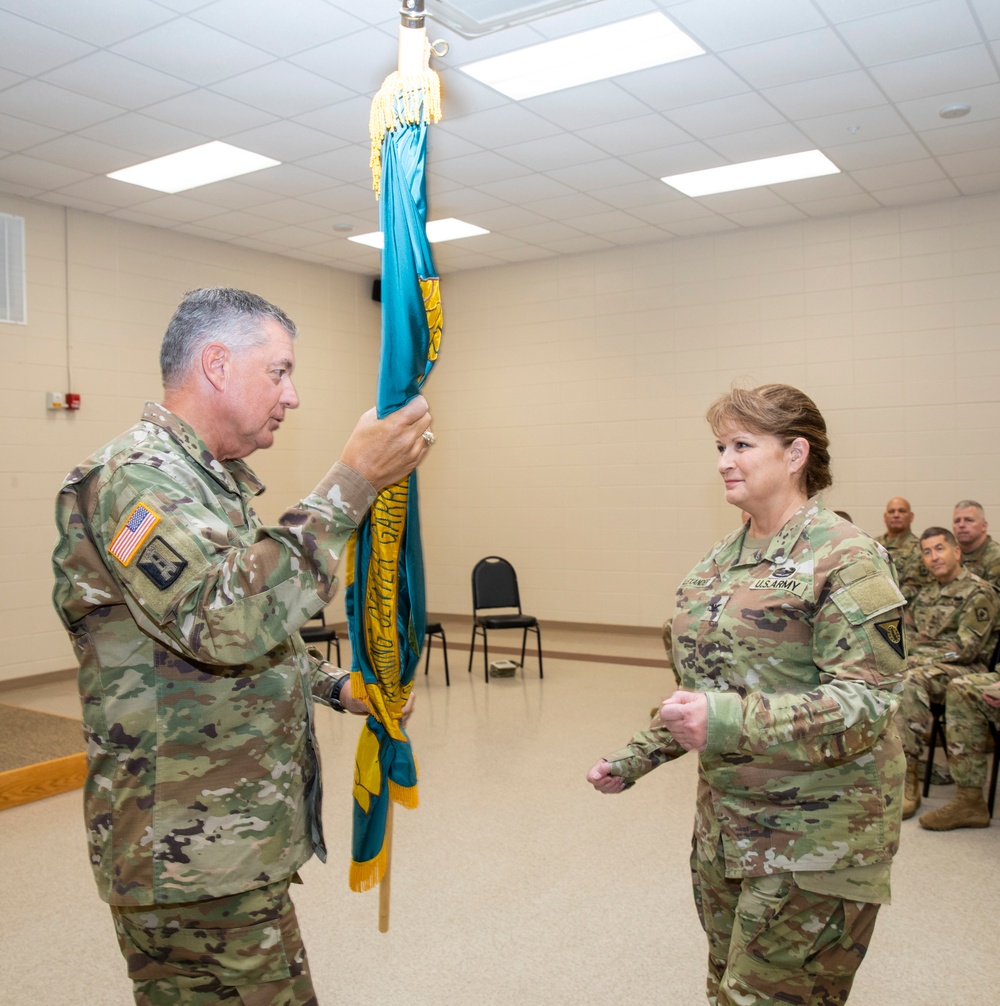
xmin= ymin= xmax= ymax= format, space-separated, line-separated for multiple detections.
xmin=65 ymin=393 xmax=81 ymax=411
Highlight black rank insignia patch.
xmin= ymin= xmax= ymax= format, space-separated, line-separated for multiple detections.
xmin=136 ymin=536 xmax=187 ymax=590
xmin=874 ymin=616 xmax=905 ymax=658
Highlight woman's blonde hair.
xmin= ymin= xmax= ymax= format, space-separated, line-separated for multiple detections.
xmin=706 ymin=383 xmax=832 ymax=496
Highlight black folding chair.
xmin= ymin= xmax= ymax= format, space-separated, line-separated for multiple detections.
xmin=300 ymin=610 xmax=341 ymax=665
xmin=424 ymin=621 xmax=450 ymax=686
xmin=468 ymin=556 xmax=543 ymax=683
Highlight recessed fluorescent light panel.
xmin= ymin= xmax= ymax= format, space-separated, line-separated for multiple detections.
xmin=662 ymin=151 xmax=840 ymax=197
xmin=459 ymin=13 xmax=705 ymax=100
xmin=349 ymin=218 xmax=489 ymax=249
xmin=427 ymin=0 xmax=603 ymax=38
xmin=107 ymin=141 xmax=280 ymax=193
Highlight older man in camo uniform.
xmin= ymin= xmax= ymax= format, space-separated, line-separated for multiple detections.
xmin=876 ymin=496 xmax=932 ymax=601
xmin=896 ymin=527 xmax=999 ymax=820
xmin=953 ymin=499 xmax=1000 ymax=591
xmin=52 ymin=288 xmax=433 ymax=1006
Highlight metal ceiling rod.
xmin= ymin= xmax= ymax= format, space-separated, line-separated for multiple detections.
xmin=400 ymin=0 xmax=425 ymax=30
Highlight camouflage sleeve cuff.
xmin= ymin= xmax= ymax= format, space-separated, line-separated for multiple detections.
xmin=311 ymin=462 xmax=377 ymax=523
xmin=704 ymin=691 xmax=744 ymax=754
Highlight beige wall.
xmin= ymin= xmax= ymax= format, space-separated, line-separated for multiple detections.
xmin=1 ymin=193 xmax=381 ymax=684
xmin=4 ymin=188 xmax=1000 ymax=682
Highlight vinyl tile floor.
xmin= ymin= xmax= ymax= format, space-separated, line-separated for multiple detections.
xmin=1 ymin=619 xmax=996 ymax=1005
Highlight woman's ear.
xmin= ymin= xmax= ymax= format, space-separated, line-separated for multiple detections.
xmin=788 ymin=437 xmax=810 ymax=473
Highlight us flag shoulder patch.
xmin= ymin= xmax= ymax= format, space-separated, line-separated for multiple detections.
xmin=109 ymin=502 xmax=161 ymax=566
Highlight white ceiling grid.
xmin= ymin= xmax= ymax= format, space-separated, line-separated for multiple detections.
xmin=0 ymin=0 xmax=998 ymax=274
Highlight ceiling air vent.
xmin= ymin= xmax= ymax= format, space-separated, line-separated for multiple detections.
xmin=1 ymin=213 xmax=26 ymax=325
xmin=426 ymin=0 xmax=602 ymax=38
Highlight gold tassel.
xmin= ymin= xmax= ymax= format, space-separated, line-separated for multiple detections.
xmin=349 ymin=845 xmax=387 ymax=892
xmin=369 ymin=63 xmax=442 ymax=198
xmin=389 ymin=778 xmax=419 ymax=809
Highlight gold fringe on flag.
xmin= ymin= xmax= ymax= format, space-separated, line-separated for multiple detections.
xmin=369 ymin=55 xmax=442 ymax=198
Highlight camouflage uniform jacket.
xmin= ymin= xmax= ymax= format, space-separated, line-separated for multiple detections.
xmin=960 ymin=535 xmax=1000 ymax=593
xmin=875 ymin=529 xmax=932 ymax=601
xmin=606 ymin=498 xmax=906 ymax=880
xmin=52 ymin=403 xmax=375 ymax=907
xmin=905 ymin=566 xmax=999 ymax=672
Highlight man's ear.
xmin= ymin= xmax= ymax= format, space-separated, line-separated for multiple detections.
xmin=202 ymin=342 xmax=230 ymax=392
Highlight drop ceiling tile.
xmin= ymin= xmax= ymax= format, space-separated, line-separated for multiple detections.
xmin=535 ymin=233 xmax=615 ymax=254
xmin=112 ymin=193 xmax=224 ymax=224
xmin=668 ymin=0 xmax=827 ymax=49
xmin=814 ymin=0 xmax=918 ymax=21
xmin=42 ymin=52 xmax=195 ymax=110
xmin=0 ymin=153 xmax=92 ymax=190
xmin=142 ymin=90 xmax=278 ymax=137
xmin=564 ymin=208 xmax=649 ymax=235
xmin=190 ymin=0 xmax=366 ymax=57
xmin=721 ymin=29 xmax=860 ymax=88
xmin=209 ymin=63 xmax=352 ymax=118
xmin=0 ymin=67 xmax=25 ymax=90
xmin=666 ymin=91 xmax=786 ymax=139
xmin=521 ymin=81 xmax=652 ymax=131
xmin=544 ymin=157 xmax=649 ymax=191
xmin=695 ymin=187 xmax=793 ymax=213
xmin=797 ymin=191 xmax=883 ymax=216
xmin=589 ymin=179 xmax=677 ymax=210
xmin=56 ymin=175 xmax=177 ymax=208
xmin=0 ymin=80 xmax=123 ymax=132
xmin=0 ymin=11 xmax=96 ymax=75
xmin=77 ymin=113 xmax=208 ymax=158
xmin=617 ymin=55 xmax=750 ymax=112
xmin=111 ymin=19 xmax=274 ymax=86
xmin=477 ymin=173 xmax=577 ymax=204
xmin=868 ymin=46 xmax=998 ymax=102
xmin=852 ymin=158 xmax=948 ymax=190
xmin=289 ymin=26 xmax=398 ymax=90
xmin=724 ymin=205 xmax=809 ymax=228
xmin=0 ymin=113 xmax=61 ymax=152
xmin=938 ymin=148 xmax=1000 ymax=178
xmin=457 ymin=205 xmax=549 ymax=232
xmin=438 ymin=104 xmax=563 ymax=150
xmin=232 ymin=163 xmax=333 ymax=197
xmin=706 ymin=123 xmax=816 ymax=162
xmin=23 ymin=134 xmax=147 ymax=174
xmin=226 ymin=120 xmax=347 ymax=163
xmin=434 ymin=151 xmax=531 ymax=186
xmin=576 ymin=114 xmax=693 ymax=156
xmin=36 ymin=191 xmax=118 ymax=214
xmin=294 ymin=96 xmax=374 ymax=146
xmin=954 ymin=171 xmax=1000 ymax=195
xmin=897 ymin=82 xmax=1000 ymax=131
xmin=298 ymin=183 xmax=378 ymax=214
xmin=295 ymin=146 xmax=379 ymax=186
xmin=1 ymin=0 xmax=176 ymax=46
xmin=500 ymin=133 xmax=608 ymax=172
xmin=520 ymin=191 xmax=616 ymax=221
xmin=836 ymin=0 xmax=984 ymax=65
xmin=622 ymin=140 xmax=727 ymax=177
xmin=921 ymin=119 xmax=1000 ymax=155
xmin=764 ymin=71 xmax=890 ymax=119
xmin=871 ymin=178 xmax=961 ymax=205
xmin=968 ymin=0 xmax=1000 ymax=38
xmin=796 ymin=104 xmax=912 ymax=146
xmin=824 ymin=133 xmax=931 ymax=170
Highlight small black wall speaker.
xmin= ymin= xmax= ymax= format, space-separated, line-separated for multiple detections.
xmin=371 ymin=279 xmax=381 ymax=302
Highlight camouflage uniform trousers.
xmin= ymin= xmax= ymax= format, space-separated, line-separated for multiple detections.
xmin=112 ymin=879 xmax=317 ymax=1006
xmin=941 ymin=672 xmax=1000 ymax=788
xmin=898 ymin=662 xmax=968 ymax=761
xmin=691 ymin=845 xmax=879 ymax=1005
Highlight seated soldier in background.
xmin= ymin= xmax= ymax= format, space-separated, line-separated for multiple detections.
xmin=897 ymin=527 xmax=1000 ymax=819
xmin=953 ymin=499 xmax=1000 ymax=591
xmin=918 ymin=676 xmax=1000 ymax=831
xmin=877 ymin=496 xmax=932 ymax=601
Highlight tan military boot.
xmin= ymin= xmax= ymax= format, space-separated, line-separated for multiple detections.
xmin=902 ymin=759 xmax=921 ymax=820
xmin=918 ymin=787 xmax=991 ymax=831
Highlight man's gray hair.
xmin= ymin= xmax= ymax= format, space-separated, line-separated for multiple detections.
xmin=954 ymin=499 xmax=985 ymax=517
xmin=160 ymin=288 xmax=297 ymax=387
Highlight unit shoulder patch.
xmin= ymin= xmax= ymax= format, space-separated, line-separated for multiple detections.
xmin=874 ymin=615 xmax=906 ymax=658
xmin=136 ymin=535 xmax=188 ymax=590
